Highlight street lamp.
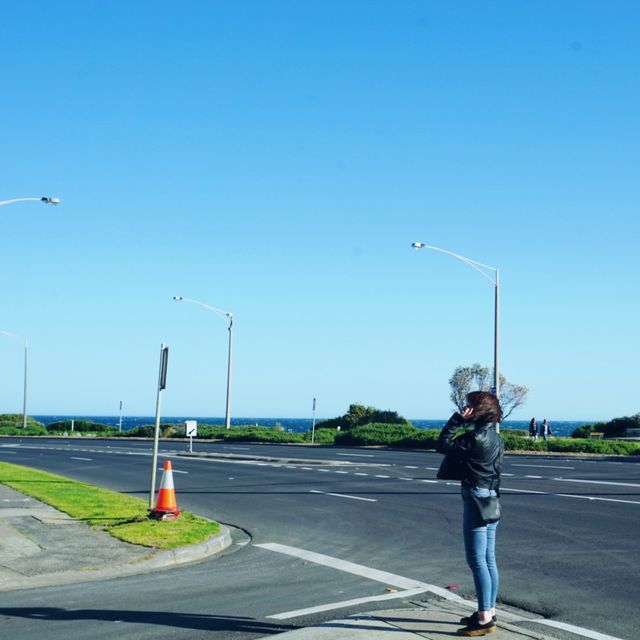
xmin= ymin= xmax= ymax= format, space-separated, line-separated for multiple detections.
xmin=411 ymin=241 xmax=500 ymax=430
xmin=0 ymin=196 xmax=60 ymax=206
xmin=1 ymin=330 xmax=28 ymax=429
xmin=173 ymin=296 xmax=234 ymax=430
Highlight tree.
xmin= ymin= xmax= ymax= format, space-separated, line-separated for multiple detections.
xmin=315 ymin=404 xmax=410 ymax=430
xmin=449 ymin=363 xmax=528 ymax=421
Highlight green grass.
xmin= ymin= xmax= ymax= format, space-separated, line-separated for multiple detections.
xmin=0 ymin=461 xmax=220 ymax=549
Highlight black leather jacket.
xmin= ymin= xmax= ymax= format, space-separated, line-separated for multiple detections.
xmin=436 ymin=412 xmax=504 ymax=489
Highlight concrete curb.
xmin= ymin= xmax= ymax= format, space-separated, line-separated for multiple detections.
xmin=0 ymin=524 xmax=232 ymax=592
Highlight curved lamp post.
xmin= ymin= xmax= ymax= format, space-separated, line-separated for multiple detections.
xmin=1 ymin=330 xmax=28 ymax=429
xmin=411 ymin=241 xmax=500 ymax=430
xmin=173 ymin=296 xmax=234 ymax=430
xmin=0 ymin=196 xmax=60 ymax=207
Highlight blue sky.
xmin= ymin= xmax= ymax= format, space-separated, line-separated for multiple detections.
xmin=1 ymin=1 xmax=638 ymax=422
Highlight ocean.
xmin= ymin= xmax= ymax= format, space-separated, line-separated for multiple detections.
xmin=32 ymin=416 xmax=592 ymax=438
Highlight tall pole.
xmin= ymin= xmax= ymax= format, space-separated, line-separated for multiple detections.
xmin=225 ymin=316 xmax=233 ymax=430
xmin=1 ymin=330 xmax=28 ymax=428
xmin=173 ymin=297 xmax=234 ymax=430
xmin=150 ymin=344 xmax=169 ymax=509
xmin=411 ymin=242 xmax=500 ymax=431
xmin=2 ymin=197 xmax=59 ymax=424
xmin=22 ymin=339 xmax=28 ymax=430
xmin=311 ymin=397 xmax=317 ymax=444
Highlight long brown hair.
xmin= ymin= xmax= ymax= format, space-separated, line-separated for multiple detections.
xmin=467 ymin=391 xmax=503 ymax=425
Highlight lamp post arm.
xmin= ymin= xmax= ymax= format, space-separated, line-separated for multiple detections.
xmin=0 ymin=197 xmax=60 ymax=206
xmin=417 ymin=244 xmax=497 ymax=285
xmin=174 ymin=297 xmax=232 ymax=322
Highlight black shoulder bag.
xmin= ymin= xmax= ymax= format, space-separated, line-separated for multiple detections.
xmin=470 ymin=460 xmax=501 ymax=525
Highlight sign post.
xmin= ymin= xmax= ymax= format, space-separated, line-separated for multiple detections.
xmin=311 ymin=397 xmax=317 ymax=444
xmin=185 ymin=420 xmax=197 ymax=453
xmin=149 ymin=344 xmax=169 ymax=509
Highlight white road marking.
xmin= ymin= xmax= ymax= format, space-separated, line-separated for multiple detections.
xmin=525 ymin=475 xmax=543 ymax=479
xmin=334 ymin=470 xmax=349 ymax=474
xmin=301 ymin=467 xmax=314 ymax=471
xmin=553 ymin=477 xmax=640 ymax=488
xmin=399 ymin=477 xmax=414 ymax=481
xmin=224 ymin=446 xmax=251 ymax=450
xmin=501 ymin=487 xmax=547 ymax=495
xmin=260 ymin=543 xmax=628 ymax=640
xmin=256 ymin=543 xmax=424 ymax=589
xmin=501 ymin=473 xmax=514 ymax=476
xmin=404 ymin=466 xmax=419 ymax=469
xmin=536 ymin=618 xmax=625 ymax=640
xmin=420 ymin=479 xmax=438 ymax=483
xmin=354 ymin=473 xmax=369 ymax=476
xmin=512 ymin=464 xmax=575 ymax=469
xmin=71 ymin=457 xmax=93 ymax=461
xmin=337 ymin=453 xmax=374 ymax=457
xmin=375 ymin=475 xmax=390 ymax=479
xmin=502 ymin=486 xmax=640 ymax=506
xmin=556 ymin=494 xmax=640 ymax=506
xmin=309 ymin=490 xmax=376 ymax=502
xmin=0 ymin=451 xmax=17 ymax=454
xmin=425 ymin=467 xmax=439 ymax=471
xmin=267 ymin=586 xmax=431 ymax=620
xmin=157 ymin=467 xmax=188 ymax=474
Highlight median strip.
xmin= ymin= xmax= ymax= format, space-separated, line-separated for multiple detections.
xmin=0 ymin=461 xmax=219 ymax=549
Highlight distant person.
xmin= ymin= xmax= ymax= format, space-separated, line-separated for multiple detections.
xmin=540 ymin=419 xmax=552 ymax=441
xmin=529 ymin=418 xmax=538 ymax=440
xmin=436 ymin=391 xmax=504 ymax=636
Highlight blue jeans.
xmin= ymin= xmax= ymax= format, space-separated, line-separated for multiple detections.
xmin=461 ymin=486 xmax=499 ymax=611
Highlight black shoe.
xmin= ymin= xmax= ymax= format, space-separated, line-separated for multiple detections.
xmin=456 ymin=618 xmax=497 ymax=636
xmin=460 ymin=611 xmax=497 ymax=625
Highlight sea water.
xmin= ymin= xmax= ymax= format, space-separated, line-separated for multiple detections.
xmin=32 ymin=415 xmax=592 ymax=438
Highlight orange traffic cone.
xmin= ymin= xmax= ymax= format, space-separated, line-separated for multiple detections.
xmin=150 ymin=460 xmax=181 ymax=520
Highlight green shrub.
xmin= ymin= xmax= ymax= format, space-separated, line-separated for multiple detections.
xmin=303 ymin=428 xmax=338 ymax=444
xmin=571 ymin=424 xmax=599 ymax=438
xmin=46 ymin=419 xmax=117 ymax=434
xmin=0 ymin=414 xmax=47 ymax=435
xmin=335 ymin=423 xmax=419 ymax=446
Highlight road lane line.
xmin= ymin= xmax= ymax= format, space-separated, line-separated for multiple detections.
xmin=71 ymin=457 xmax=93 ymax=461
xmin=354 ymin=473 xmax=369 ymax=476
xmin=309 ymin=490 xmax=376 ymax=502
xmin=556 ymin=494 xmax=640 ymax=506
xmin=512 ymin=464 xmax=575 ymax=469
xmin=267 ymin=586 xmax=431 ymax=619
xmin=374 ymin=475 xmax=390 ymax=478
xmin=525 ymin=475 xmax=543 ymax=479
xmin=553 ymin=478 xmax=640 ymax=488
xmin=501 ymin=487 xmax=547 ymax=495
xmin=502 ymin=487 xmax=640 ymax=505
xmin=337 ymin=453 xmax=374 ymax=457
xmin=0 ymin=451 xmax=17 ymax=454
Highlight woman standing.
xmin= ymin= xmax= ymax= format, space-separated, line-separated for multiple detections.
xmin=437 ymin=391 xmax=504 ymax=637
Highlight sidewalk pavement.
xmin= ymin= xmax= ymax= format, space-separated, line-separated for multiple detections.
xmin=0 ymin=482 xmax=563 ymax=640
xmin=0 ymin=482 xmax=231 ymax=591
xmin=270 ymin=600 xmax=559 ymax=640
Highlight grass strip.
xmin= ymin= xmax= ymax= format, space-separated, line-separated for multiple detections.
xmin=0 ymin=461 xmax=220 ymax=549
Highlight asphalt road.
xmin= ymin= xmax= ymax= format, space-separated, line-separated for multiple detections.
xmin=0 ymin=437 xmax=638 ymax=640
